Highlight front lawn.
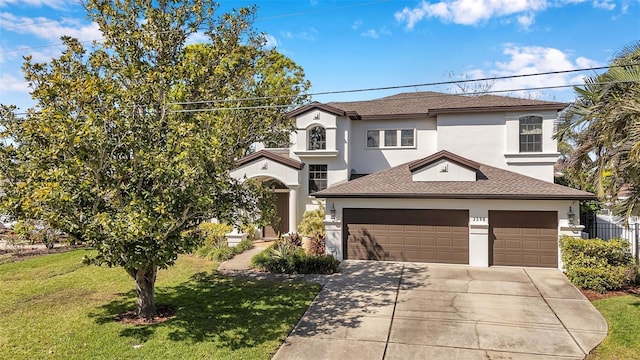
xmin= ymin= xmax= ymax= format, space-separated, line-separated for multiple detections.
xmin=0 ymin=249 xmax=320 ymax=359
xmin=587 ymin=295 xmax=640 ymax=359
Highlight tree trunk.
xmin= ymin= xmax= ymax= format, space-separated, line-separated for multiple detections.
xmin=133 ymin=265 xmax=157 ymax=319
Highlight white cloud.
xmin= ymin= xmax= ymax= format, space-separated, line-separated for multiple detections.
xmin=361 ymin=26 xmax=391 ymax=39
xmin=352 ymin=20 xmax=362 ymax=30
xmin=593 ymin=0 xmax=615 ymax=10
xmin=185 ymin=31 xmax=209 ymax=45
xmin=263 ymin=34 xmax=278 ymax=48
xmin=0 ymin=13 xmax=103 ymax=42
xmin=361 ymin=29 xmax=379 ymax=38
xmin=395 ymin=0 xmax=548 ymax=29
xmin=0 ymin=73 xmax=29 ymax=93
xmin=279 ymin=28 xmax=317 ymax=41
xmin=395 ymin=0 xmax=622 ymax=29
xmin=0 ymin=0 xmax=67 ymax=8
xmin=517 ymin=13 xmax=535 ymax=29
xmin=461 ymin=45 xmax=601 ymax=100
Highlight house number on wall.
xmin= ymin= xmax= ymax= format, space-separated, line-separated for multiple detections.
xmin=471 ymin=217 xmax=487 ymax=222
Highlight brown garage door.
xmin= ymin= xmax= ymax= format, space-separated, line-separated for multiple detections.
xmin=489 ymin=211 xmax=558 ymax=267
xmin=343 ymin=209 xmax=469 ymax=264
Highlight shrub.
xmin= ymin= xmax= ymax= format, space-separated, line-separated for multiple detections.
xmin=560 ymin=236 xmax=637 ymax=293
xmin=298 ymin=204 xmax=325 ymax=238
xmin=198 ymin=222 xmax=233 ymax=247
xmin=250 ymin=240 xmax=339 ymax=274
xmin=242 ymin=224 xmax=256 ymax=241
xmin=234 ymin=238 xmax=254 ymax=253
xmin=192 ymin=223 xmax=253 ymax=261
xmin=309 ymin=235 xmax=326 ymax=256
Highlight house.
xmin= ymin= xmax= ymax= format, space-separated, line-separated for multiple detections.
xmin=230 ymin=91 xmax=594 ymax=269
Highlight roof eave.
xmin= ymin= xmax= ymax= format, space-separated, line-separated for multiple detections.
xmin=428 ymin=103 xmax=568 ymax=115
xmin=287 ymin=102 xmax=347 ymax=118
xmin=314 ymin=193 xmax=595 ymax=200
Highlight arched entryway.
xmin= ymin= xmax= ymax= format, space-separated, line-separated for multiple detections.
xmin=262 ymin=179 xmax=290 ymax=239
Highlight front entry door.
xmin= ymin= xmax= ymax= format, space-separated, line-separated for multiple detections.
xmin=263 ymin=192 xmax=290 ymax=238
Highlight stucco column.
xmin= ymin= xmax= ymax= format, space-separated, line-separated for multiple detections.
xmin=469 ymin=217 xmax=489 ymax=267
xmin=288 ymin=186 xmax=297 ymax=234
xmin=324 ymin=218 xmax=342 ymax=260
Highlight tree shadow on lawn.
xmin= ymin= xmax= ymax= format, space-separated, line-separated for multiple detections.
xmin=90 ymin=272 xmax=320 ymax=350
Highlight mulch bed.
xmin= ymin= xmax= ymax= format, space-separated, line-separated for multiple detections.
xmin=0 ymin=245 xmax=80 ymax=264
xmin=581 ymin=286 xmax=640 ymax=301
xmin=114 ymin=305 xmax=176 ymax=325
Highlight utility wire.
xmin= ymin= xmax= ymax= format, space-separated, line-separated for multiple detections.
xmin=166 ymin=80 xmax=638 ymax=114
xmin=168 ymin=64 xmax=636 ymax=106
xmin=6 ymin=67 xmax=638 ymax=116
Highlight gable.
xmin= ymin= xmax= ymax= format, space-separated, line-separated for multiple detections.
xmin=412 ymin=159 xmax=477 ymax=182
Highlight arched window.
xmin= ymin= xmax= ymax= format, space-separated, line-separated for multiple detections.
xmin=519 ymin=115 xmax=542 ymax=152
xmin=308 ymin=126 xmax=326 ymax=150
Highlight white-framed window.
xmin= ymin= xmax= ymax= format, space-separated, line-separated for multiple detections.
xmin=366 ymin=129 xmax=415 ymax=148
xmin=519 ymin=116 xmax=542 ymax=152
xmin=308 ymin=164 xmax=327 ymax=193
xmin=308 ymin=126 xmax=326 ymax=150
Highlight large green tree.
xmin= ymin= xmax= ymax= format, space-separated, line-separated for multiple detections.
xmin=0 ymin=0 xmax=309 ymax=319
xmin=557 ymin=41 xmax=640 ymax=219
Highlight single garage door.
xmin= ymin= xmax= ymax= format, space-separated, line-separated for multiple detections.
xmin=343 ymin=208 xmax=469 ymax=264
xmin=489 ymin=211 xmax=558 ymax=267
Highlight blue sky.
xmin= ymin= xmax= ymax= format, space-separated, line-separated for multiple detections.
xmin=0 ymin=0 xmax=638 ymax=111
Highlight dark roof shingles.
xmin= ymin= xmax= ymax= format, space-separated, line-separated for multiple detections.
xmin=325 ymin=91 xmax=567 ymax=118
xmin=314 ymin=157 xmax=594 ymax=200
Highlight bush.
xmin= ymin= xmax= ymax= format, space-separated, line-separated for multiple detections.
xmin=309 ymin=235 xmax=326 ymax=256
xmin=250 ymin=240 xmax=339 ymax=274
xmin=298 ymin=205 xmax=325 ymax=238
xmin=193 ymin=223 xmax=253 ymax=261
xmin=560 ymin=236 xmax=637 ymax=293
xmin=198 ymin=223 xmax=233 ymax=247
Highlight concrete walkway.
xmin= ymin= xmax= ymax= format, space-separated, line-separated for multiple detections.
xmin=272 ymin=262 xmax=608 ymax=360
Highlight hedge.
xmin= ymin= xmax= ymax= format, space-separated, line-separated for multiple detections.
xmin=250 ymin=241 xmax=339 ymax=274
xmin=560 ymin=236 xmax=637 ymax=293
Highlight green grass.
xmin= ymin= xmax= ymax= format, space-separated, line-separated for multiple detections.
xmin=587 ymin=295 xmax=640 ymax=360
xmin=0 ymin=249 xmax=320 ymax=359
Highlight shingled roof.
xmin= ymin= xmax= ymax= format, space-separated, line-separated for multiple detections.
xmin=236 ymin=150 xmax=304 ymax=170
xmin=317 ymin=91 xmax=567 ymax=120
xmin=313 ymin=151 xmax=594 ymax=200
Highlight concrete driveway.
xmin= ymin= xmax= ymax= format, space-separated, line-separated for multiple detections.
xmin=273 ymin=261 xmax=607 ymax=360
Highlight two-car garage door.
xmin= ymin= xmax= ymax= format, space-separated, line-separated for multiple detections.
xmin=343 ymin=209 xmax=469 ymax=264
xmin=343 ymin=208 xmax=558 ymax=268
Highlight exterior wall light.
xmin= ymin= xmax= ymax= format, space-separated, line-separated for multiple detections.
xmin=567 ymin=206 xmax=576 ymax=225
xmin=330 ymin=203 xmax=336 ymax=220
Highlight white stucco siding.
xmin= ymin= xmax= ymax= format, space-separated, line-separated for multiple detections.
xmin=295 ymin=110 xmax=338 ymax=152
xmin=349 ymin=117 xmax=438 ymax=174
xmin=230 ymin=160 xmax=300 ymax=187
xmin=324 ymin=198 xmax=578 ymax=269
xmin=504 ymin=111 xmax=558 ymax=154
xmin=437 ymin=111 xmax=559 ymax=182
xmin=412 ymin=159 xmax=477 ymax=182
xmin=436 ymin=113 xmax=507 ymax=169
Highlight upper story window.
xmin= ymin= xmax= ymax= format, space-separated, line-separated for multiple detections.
xmin=309 ymin=164 xmax=327 ymax=193
xmin=308 ymin=126 xmax=326 ymax=150
xmin=367 ymin=129 xmax=415 ymax=149
xmin=519 ymin=116 xmax=542 ymax=152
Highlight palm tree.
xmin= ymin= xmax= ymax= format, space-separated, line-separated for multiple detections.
xmin=557 ymin=41 xmax=640 ymax=220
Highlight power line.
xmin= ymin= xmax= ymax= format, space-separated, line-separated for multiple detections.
xmin=6 ymin=66 xmax=638 ymax=117
xmin=165 ymin=80 xmax=638 ymax=114
xmin=168 ymin=64 xmax=631 ymax=106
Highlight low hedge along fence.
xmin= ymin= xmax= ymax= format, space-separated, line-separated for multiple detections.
xmin=560 ymin=236 xmax=638 ymax=293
